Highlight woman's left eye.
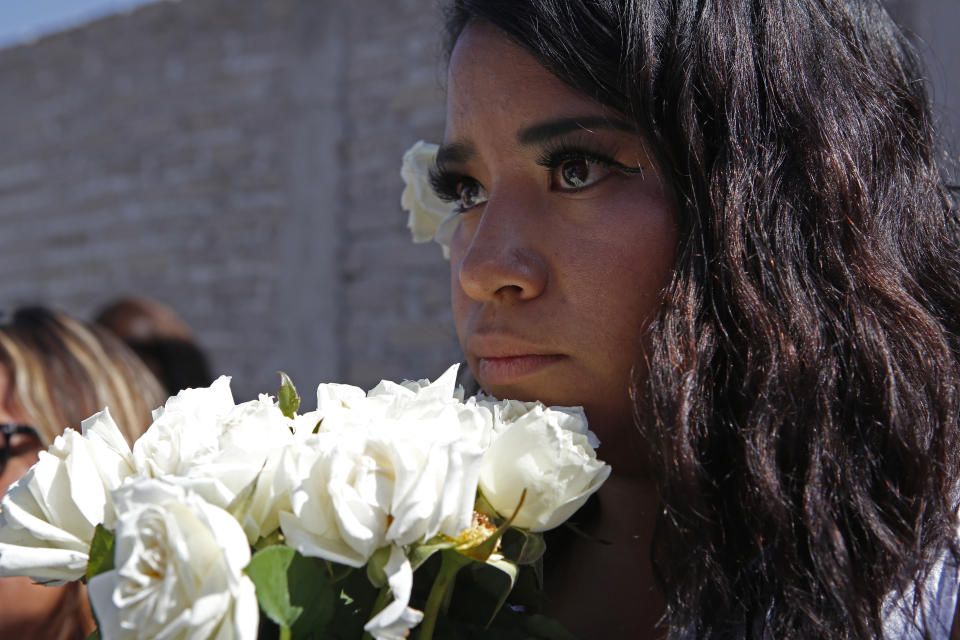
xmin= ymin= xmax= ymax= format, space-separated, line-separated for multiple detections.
xmin=551 ymin=157 xmax=613 ymax=192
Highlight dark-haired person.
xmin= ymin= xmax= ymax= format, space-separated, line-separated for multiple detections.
xmin=95 ymin=296 xmax=213 ymax=396
xmin=430 ymin=1 xmax=960 ymax=637
xmin=0 ymin=307 xmax=166 ymax=640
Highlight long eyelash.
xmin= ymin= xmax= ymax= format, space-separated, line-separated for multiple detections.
xmin=428 ymin=165 xmax=469 ymax=203
xmin=535 ymin=141 xmax=645 ymax=176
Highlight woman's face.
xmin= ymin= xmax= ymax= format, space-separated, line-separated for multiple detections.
xmin=0 ymin=365 xmax=42 ymax=503
xmin=0 ymin=364 xmax=76 ymax=635
xmin=442 ymin=22 xmax=678 ymax=467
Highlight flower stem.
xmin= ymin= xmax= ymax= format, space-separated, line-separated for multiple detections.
xmin=279 ymin=624 xmax=292 ymax=640
xmin=361 ymin=586 xmax=392 ymax=640
xmin=417 ymin=551 xmax=471 ymax=640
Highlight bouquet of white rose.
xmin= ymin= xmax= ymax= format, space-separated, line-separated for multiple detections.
xmin=0 ymin=365 xmax=609 ymax=640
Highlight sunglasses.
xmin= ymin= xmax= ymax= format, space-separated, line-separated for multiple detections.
xmin=0 ymin=423 xmax=42 ymax=477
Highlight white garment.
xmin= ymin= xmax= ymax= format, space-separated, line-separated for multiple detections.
xmin=882 ymin=545 xmax=959 ymax=639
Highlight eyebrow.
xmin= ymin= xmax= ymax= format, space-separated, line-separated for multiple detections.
xmin=436 ymin=115 xmax=636 ymax=167
xmin=517 ymin=115 xmax=636 ymax=146
xmin=436 ymin=141 xmax=475 ymax=167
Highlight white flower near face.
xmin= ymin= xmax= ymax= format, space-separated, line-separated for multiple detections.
xmin=87 ymin=479 xmax=258 ymax=640
xmin=478 ymin=403 xmax=611 ymax=531
xmin=400 ymin=140 xmax=457 ymax=258
xmin=0 ymin=409 xmax=135 ymax=583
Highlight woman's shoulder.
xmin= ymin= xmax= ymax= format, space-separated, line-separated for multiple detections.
xmin=882 ymin=544 xmax=959 ymax=639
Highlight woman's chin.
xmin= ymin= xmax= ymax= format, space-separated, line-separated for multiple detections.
xmin=479 ymin=380 xmax=574 ymax=407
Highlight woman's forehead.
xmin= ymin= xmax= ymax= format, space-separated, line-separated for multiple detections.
xmin=444 ymin=22 xmax=624 ymax=148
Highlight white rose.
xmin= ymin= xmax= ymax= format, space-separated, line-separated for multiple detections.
xmin=133 ymin=381 xmax=299 ymax=526
xmin=363 ymin=545 xmax=424 ymax=640
xmin=313 ymin=381 xmax=373 ymax=430
xmin=318 ymin=365 xmax=492 ymax=448
xmin=366 ymin=363 xmax=463 ymax=403
xmin=400 ymin=140 xmax=457 ymax=258
xmin=227 ymin=440 xmax=317 ymax=545
xmin=290 ymin=409 xmax=323 ymax=440
xmin=132 ymin=376 xmax=236 ymax=478
xmin=279 ymin=431 xmax=377 ymax=566
xmin=87 ymin=479 xmax=258 ymax=640
xmin=282 ymin=427 xmax=455 ymax=640
xmin=281 ymin=367 xmax=488 ymax=639
xmin=280 ymin=416 xmax=482 ymax=565
xmin=0 ymin=409 xmax=135 ymax=583
xmin=186 ymin=393 xmax=298 ymax=540
xmin=282 ymin=366 xmax=494 ymax=564
xmin=477 ymin=395 xmax=599 ymax=446
xmin=478 ymin=404 xmax=611 ymax=531
xmin=279 ymin=428 xmax=469 ymax=640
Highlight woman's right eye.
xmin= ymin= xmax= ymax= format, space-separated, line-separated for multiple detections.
xmin=456 ymin=180 xmax=489 ymax=211
xmin=429 ymin=168 xmax=487 ymax=212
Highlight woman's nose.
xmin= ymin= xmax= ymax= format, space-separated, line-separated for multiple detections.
xmin=455 ymin=195 xmax=548 ymax=302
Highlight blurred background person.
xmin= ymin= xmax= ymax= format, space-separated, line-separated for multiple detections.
xmin=0 ymin=306 xmax=166 ymax=640
xmin=95 ymin=295 xmax=213 ymax=396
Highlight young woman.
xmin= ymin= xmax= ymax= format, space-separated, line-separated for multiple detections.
xmin=425 ymin=1 xmax=960 ymax=637
xmin=0 ymin=307 xmax=166 ymax=640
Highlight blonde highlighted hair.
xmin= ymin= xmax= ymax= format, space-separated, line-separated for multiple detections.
xmin=0 ymin=306 xmax=166 ymax=446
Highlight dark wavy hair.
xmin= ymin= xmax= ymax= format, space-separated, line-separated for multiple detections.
xmin=444 ymin=1 xmax=960 ymax=637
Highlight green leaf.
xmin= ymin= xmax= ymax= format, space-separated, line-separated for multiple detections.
xmin=460 ymin=489 xmax=527 ymax=564
xmin=409 ymin=537 xmax=457 ymax=572
xmin=501 ymin=528 xmax=546 ymax=565
xmin=473 ymin=491 xmax=499 ymax=520
xmin=84 ymin=630 xmax=101 ymax=640
xmin=278 ymin=371 xmax=301 ymax=419
xmin=324 ymin=560 xmax=354 ymax=584
xmin=245 ymin=546 xmax=335 ymax=639
xmin=482 ymin=556 xmax=518 ymax=627
xmin=418 ymin=549 xmax=475 ymax=640
xmin=253 ymin=528 xmax=285 ymax=551
xmin=365 ymin=546 xmax=392 ymax=588
xmin=246 ymin=547 xmax=302 ymax=629
xmin=86 ymin=524 xmax=115 ymax=581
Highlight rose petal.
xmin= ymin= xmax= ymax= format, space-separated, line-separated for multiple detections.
xmin=363 ymin=545 xmax=424 ymax=640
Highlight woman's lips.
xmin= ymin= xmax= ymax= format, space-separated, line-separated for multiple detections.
xmin=476 ymin=354 xmax=565 ymax=385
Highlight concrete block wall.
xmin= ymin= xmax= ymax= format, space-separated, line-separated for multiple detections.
xmin=338 ymin=0 xmax=459 ymax=388
xmin=0 ymin=0 xmax=460 ymax=402
xmin=0 ymin=0 xmax=955 ymax=403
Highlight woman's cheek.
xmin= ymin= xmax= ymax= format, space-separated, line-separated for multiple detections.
xmin=0 ymin=449 xmax=41 ymax=498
